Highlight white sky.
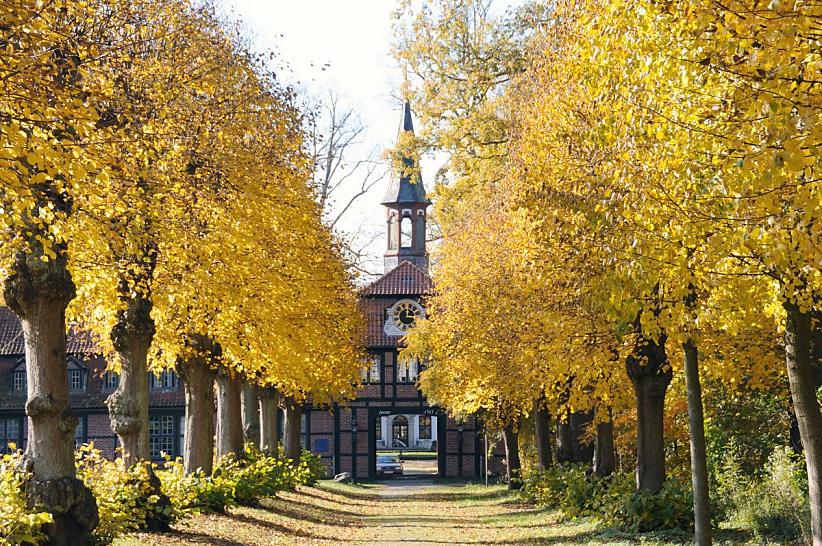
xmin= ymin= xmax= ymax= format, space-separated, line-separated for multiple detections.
xmin=218 ymin=0 xmax=417 ymax=277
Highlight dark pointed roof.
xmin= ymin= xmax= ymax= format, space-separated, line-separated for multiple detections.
xmin=382 ymin=102 xmax=431 ymax=206
xmin=360 ymin=260 xmax=433 ymax=297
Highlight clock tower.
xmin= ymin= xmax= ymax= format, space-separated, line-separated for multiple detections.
xmin=382 ymin=101 xmax=431 ymax=273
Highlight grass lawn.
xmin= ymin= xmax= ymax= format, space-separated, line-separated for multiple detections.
xmin=114 ymin=480 xmax=795 ymax=545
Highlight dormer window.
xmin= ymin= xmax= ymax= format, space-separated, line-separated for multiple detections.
xmin=68 ymin=369 xmax=82 ymax=390
xmin=150 ymin=370 xmax=178 ymax=390
xmin=11 ymin=369 xmax=26 ymax=392
xmin=103 ymin=371 xmax=119 ymax=390
xmin=66 ymin=358 xmax=87 ymax=392
xmin=10 ymin=359 xmax=87 ymax=392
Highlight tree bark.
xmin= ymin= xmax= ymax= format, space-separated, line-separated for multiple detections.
xmin=784 ymin=302 xmax=822 ymax=546
xmin=3 ymin=248 xmax=98 ymax=545
xmin=179 ymin=339 xmax=216 ymax=475
xmin=283 ymin=399 xmax=303 ymax=465
xmin=594 ymin=418 xmax=616 ymax=477
xmin=241 ymin=382 xmax=260 ymax=450
xmin=533 ymin=399 xmax=553 ymax=469
xmin=556 ymin=415 xmax=573 ymax=464
xmin=107 ymin=296 xmax=153 ymax=467
xmin=216 ymin=369 xmax=243 ymax=460
xmin=259 ymin=387 xmax=281 ymax=455
xmin=503 ymin=424 xmax=522 ymax=490
xmin=626 ymin=333 xmax=672 ymax=492
xmin=106 ymin=293 xmax=171 ymax=530
xmin=570 ymin=410 xmax=594 ymax=464
xmin=683 ymin=338 xmax=712 ymax=545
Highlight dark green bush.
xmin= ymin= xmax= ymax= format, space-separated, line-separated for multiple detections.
xmin=714 ymin=446 xmax=810 ymax=542
xmin=522 ymin=465 xmax=693 ymax=532
xmin=600 ymin=479 xmax=693 ymax=532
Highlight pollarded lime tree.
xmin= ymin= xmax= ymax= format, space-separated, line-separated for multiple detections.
xmin=510 ymin=1 xmax=817 ymax=542
xmin=0 ymin=1 xmax=129 ymax=541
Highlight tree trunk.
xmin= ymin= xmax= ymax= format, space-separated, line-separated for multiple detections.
xmin=503 ymin=424 xmax=522 ymax=490
xmin=626 ymin=333 xmax=672 ymax=493
xmin=107 ymin=297 xmax=153 ymax=467
xmin=3 ymin=249 xmax=98 ymax=545
xmin=106 ymin=294 xmax=171 ymax=531
xmin=784 ymin=302 xmax=822 ymax=546
xmin=570 ymin=410 xmax=594 ymax=464
xmin=533 ymin=399 xmax=553 ymax=469
xmin=283 ymin=399 xmax=303 ymax=465
xmin=594 ymin=418 xmax=616 ymax=477
xmin=179 ymin=341 xmax=216 ymax=475
xmin=216 ymin=369 xmax=243 ymax=460
xmin=556 ymin=415 xmax=573 ymax=464
xmin=241 ymin=382 xmax=260 ymax=450
xmin=259 ymin=387 xmax=281 ymax=455
xmin=683 ymin=339 xmax=712 ymax=545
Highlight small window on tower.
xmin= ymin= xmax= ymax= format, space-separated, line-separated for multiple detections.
xmin=400 ymin=217 xmax=412 ymax=248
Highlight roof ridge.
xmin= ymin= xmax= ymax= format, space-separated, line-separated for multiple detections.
xmin=360 ymin=260 xmax=432 ymax=297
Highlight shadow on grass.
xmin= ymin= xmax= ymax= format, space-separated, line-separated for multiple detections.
xmin=224 ymin=510 xmax=337 ymax=541
xmin=257 ymin=495 xmax=362 ymax=527
xmin=164 ymin=530 xmax=249 ymax=546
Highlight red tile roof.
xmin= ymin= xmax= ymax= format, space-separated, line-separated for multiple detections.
xmin=360 ymin=260 xmax=433 ymax=297
xmin=0 ymin=307 xmax=98 ymax=356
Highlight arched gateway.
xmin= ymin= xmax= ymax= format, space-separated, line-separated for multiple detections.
xmin=302 ymin=102 xmax=483 ymax=480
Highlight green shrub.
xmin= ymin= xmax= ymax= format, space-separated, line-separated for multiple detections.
xmin=716 ymin=446 xmax=810 ymax=542
xmin=76 ymin=444 xmax=168 ymax=545
xmin=159 ymin=457 xmax=235 ymax=514
xmin=0 ymin=448 xmax=52 ymax=546
xmin=299 ymin=450 xmax=326 ymax=485
xmin=158 ymin=444 xmax=322 ymax=514
xmin=522 ymin=465 xmax=693 ymax=532
xmin=522 ymin=464 xmax=608 ymax=516
xmin=600 ymin=479 xmax=693 ymax=532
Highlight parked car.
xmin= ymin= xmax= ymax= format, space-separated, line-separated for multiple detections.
xmin=376 ymin=454 xmax=403 ymax=476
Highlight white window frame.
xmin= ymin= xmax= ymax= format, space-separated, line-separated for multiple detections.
xmin=360 ymin=355 xmax=380 ymax=384
xmin=150 ymin=370 xmax=178 ymax=390
xmin=397 ymin=356 xmax=419 ymax=383
xmin=11 ymin=370 xmax=26 ymax=392
xmin=103 ymin=371 xmax=119 ymax=390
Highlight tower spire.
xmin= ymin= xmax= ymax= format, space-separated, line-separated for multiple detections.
xmin=382 ymin=101 xmax=430 ymax=273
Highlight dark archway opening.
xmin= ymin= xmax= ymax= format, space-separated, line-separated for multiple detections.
xmin=369 ymin=408 xmax=445 ymax=480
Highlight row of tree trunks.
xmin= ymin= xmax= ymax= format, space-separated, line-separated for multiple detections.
xmin=533 ymin=399 xmax=615 ymax=477
xmin=241 ymin=383 xmax=260 ymax=449
xmin=594 ymin=420 xmax=616 ymax=477
xmin=283 ymin=399 xmax=303 ymax=464
xmin=557 ymin=411 xmax=595 ymax=465
xmin=216 ymin=369 xmax=243 ymax=460
xmin=533 ymin=399 xmax=553 ymax=469
xmin=503 ymin=424 xmax=522 ymax=490
xmin=259 ymin=387 xmax=281 ymax=455
xmin=3 ymin=248 xmax=99 ymax=545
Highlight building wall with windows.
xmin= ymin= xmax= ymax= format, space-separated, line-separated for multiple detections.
xmin=0 ymin=306 xmax=186 ymax=460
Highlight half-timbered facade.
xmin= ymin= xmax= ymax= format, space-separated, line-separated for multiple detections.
xmin=0 ymin=308 xmax=186 ymax=459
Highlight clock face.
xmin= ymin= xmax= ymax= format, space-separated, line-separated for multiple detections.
xmin=391 ymin=300 xmax=424 ymax=332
